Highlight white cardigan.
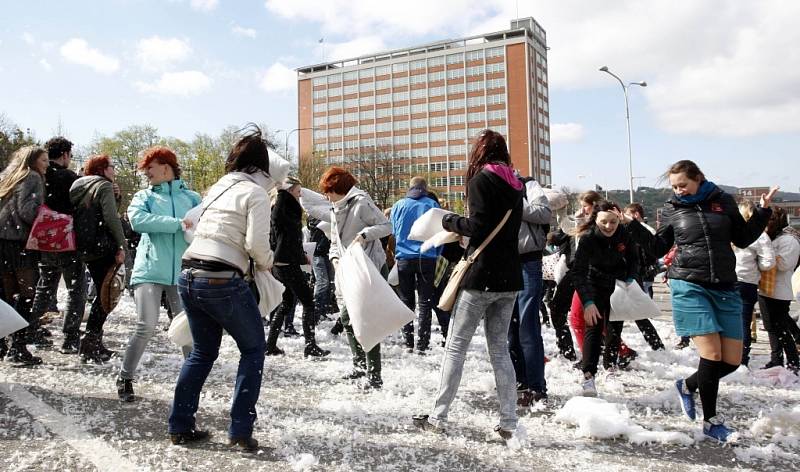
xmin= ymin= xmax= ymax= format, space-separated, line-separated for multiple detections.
xmin=770 ymin=232 xmax=800 ymax=301
xmin=734 ymin=232 xmax=775 ymax=285
xmin=184 ymin=172 xmax=275 ymax=274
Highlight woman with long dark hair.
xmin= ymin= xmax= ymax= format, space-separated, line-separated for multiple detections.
xmin=168 ymin=126 xmax=274 ymax=452
xmin=626 ymin=160 xmax=776 ymax=442
xmin=757 ymin=206 xmax=800 ymax=371
xmin=413 ymin=130 xmax=523 ymax=441
xmin=0 ymin=145 xmax=49 ymax=365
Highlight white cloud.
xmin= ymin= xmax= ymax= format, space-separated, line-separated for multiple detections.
xmin=135 ymin=70 xmax=212 ymax=96
xmin=39 ymin=59 xmax=52 ymax=72
xmin=59 ymin=38 xmax=120 ymax=74
xmin=267 ymin=0 xmax=800 ymax=137
xmin=325 ymin=36 xmax=386 ymax=62
xmin=231 ymin=24 xmax=257 ymax=39
xmin=136 ymin=36 xmax=192 ymax=72
xmin=259 ymin=62 xmax=296 ymax=93
xmin=190 ymin=0 xmax=218 ymax=12
xmin=21 ymin=32 xmax=36 ymax=45
xmin=551 ymin=123 xmax=585 ymax=143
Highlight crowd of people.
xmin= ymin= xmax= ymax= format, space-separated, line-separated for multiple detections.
xmin=1 ymin=126 xmax=798 ymax=451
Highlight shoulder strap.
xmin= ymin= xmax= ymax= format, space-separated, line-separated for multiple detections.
xmin=467 ymin=209 xmax=512 ymax=262
xmin=199 ymin=180 xmax=242 ymax=220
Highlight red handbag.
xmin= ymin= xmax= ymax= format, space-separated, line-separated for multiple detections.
xmin=25 ymin=204 xmax=76 ymax=252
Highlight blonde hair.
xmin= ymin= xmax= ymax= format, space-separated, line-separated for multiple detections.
xmin=0 ymin=145 xmax=46 ymax=199
xmin=738 ymin=200 xmax=755 ymax=222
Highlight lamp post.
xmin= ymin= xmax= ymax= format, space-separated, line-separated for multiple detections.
xmin=599 ymin=66 xmax=647 ymax=204
xmin=284 ymin=127 xmax=315 ymax=162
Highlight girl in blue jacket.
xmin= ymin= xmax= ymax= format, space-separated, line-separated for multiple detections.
xmin=117 ymin=146 xmax=200 ymax=402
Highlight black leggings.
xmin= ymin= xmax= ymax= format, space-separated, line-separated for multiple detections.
xmin=581 ymin=287 xmax=622 ymax=376
xmin=268 ymin=264 xmax=316 ymax=347
xmin=549 ymin=271 xmax=577 ymax=357
xmin=85 ymin=255 xmax=116 ymax=334
xmin=759 ymin=295 xmax=799 ymax=368
xmin=1 ymin=268 xmax=38 ymax=344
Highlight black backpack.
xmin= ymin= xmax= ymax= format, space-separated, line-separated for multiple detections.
xmin=74 ymin=180 xmax=117 ymax=261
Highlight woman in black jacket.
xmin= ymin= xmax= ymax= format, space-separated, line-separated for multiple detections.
xmin=627 ymin=160 xmax=776 ymax=442
xmin=413 ymin=130 xmax=523 ymax=442
xmin=265 ymin=177 xmax=329 ymax=358
xmin=572 ymin=201 xmax=639 ymax=396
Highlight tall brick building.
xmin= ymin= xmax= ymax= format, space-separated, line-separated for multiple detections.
xmin=296 ymin=17 xmax=551 ymax=202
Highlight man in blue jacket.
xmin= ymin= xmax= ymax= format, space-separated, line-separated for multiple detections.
xmin=390 ymin=177 xmax=440 ymax=353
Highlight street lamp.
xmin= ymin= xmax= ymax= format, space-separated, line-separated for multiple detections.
xmin=599 ymin=65 xmax=647 ymax=204
xmin=284 ymin=127 xmax=314 ymax=163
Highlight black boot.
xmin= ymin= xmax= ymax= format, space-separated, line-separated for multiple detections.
xmin=170 ymin=429 xmax=210 ymax=445
xmin=228 ymin=436 xmax=258 ymax=452
xmin=7 ymin=342 xmax=43 ymax=366
xmin=116 ymin=377 xmax=135 ymax=402
xmin=330 ymin=318 xmax=344 ymax=336
xmin=97 ymin=331 xmax=115 ymax=358
xmin=80 ymin=332 xmax=112 ymax=364
xmin=60 ymin=333 xmax=81 ymax=354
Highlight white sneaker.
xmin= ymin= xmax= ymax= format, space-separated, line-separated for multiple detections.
xmin=582 ymin=374 xmax=597 ymax=397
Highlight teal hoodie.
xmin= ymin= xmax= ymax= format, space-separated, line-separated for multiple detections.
xmin=128 ymin=179 xmax=201 ymax=286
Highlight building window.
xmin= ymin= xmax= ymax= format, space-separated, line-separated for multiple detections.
xmin=411 ymin=88 xmax=427 ymax=99
xmin=428 ymin=56 xmax=445 ymax=67
xmin=359 ymin=95 xmax=374 ymax=106
xmin=448 ymin=129 xmax=466 ymax=141
xmin=375 ymin=79 xmax=391 ymax=90
xmin=359 ymin=82 xmax=374 ymax=93
xmin=430 ymin=131 xmax=446 ymax=142
xmin=447 ymin=68 xmax=464 ymax=80
xmin=467 ymin=96 xmax=485 ymax=108
xmin=375 ymin=93 xmax=391 ymax=104
xmin=328 ymin=114 xmax=342 ymax=124
xmin=487 ymin=109 xmax=506 ymax=121
xmin=485 ymin=46 xmax=504 ymax=58
xmin=468 ymin=111 xmax=486 ymax=123
xmin=447 ymin=98 xmax=465 ymax=110
xmin=344 ymin=126 xmax=358 ymax=136
xmin=410 ymin=74 xmax=426 ymax=85
xmin=342 ymin=84 xmax=357 ymax=95
xmin=467 ymin=81 xmax=485 ymax=92
xmin=450 ymin=176 xmax=464 ymax=186
xmin=359 ymin=68 xmax=374 ymax=78
xmin=328 ymin=100 xmax=342 ymax=111
xmin=430 ymin=116 xmax=446 ymax=127
xmin=393 ymin=105 xmax=409 ymax=116
xmin=428 ymin=100 xmax=446 ymax=112
xmin=410 ymin=59 xmax=426 ymax=70
xmin=486 ymin=62 xmax=505 ymax=74
xmin=359 ymin=110 xmax=375 ymax=120
xmin=343 ymin=71 xmax=358 ymax=81
xmin=313 ymin=89 xmax=327 ymax=99
xmin=344 ymin=111 xmax=358 ymax=122
xmin=411 ymin=133 xmax=427 ymax=144
xmin=328 ymin=127 xmax=342 ymax=138
xmin=344 ymin=98 xmax=358 ymax=109
xmin=393 ymin=76 xmax=409 ymax=87
xmin=375 ymin=122 xmax=391 ymax=132
xmin=375 ymin=65 xmax=390 ymax=76
xmin=328 ymin=86 xmax=342 ymax=97
xmin=447 ymin=113 xmax=465 ymax=125
xmin=447 ymin=83 xmax=465 ymax=95
xmin=447 ymin=53 xmax=463 ymax=64
xmin=393 ymin=120 xmax=409 ymax=131
xmin=430 ymin=146 xmax=447 ymax=156
xmin=392 ymin=62 xmax=409 ymax=73
xmin=328 ymin=74 xmax=342 ymax=84
xmin=466 ymin=65 xmax=484 ymax=76
xmin=466 ymin=50 xmax=484 ymax=62
xmin=450 ymin=144 xmax=467 ymax=155
xmin=313 ymin=116 xmax=326 ymax=126
xmin=411 ymin=103 xmax=426 ymax=114
xmin=486 ymin=78 xmax=505 ymax=89
xmin=428 ymin=71 xmax=445 ymax=82
xmin=312 ymin=77 xmax=326 ymax=86
xmin=393 ymin=134 xmax=410 ymax=145
xmin=313 ymin=103 xmax=326 ymax=113
xmin=429 ymin=86 xmax=445 ymax=97
xmin=411 ymin=118 xmax=427 ymax=129
xmin=392 ymin=91 xmax=409 ymax=102
xmin=486 ymin=93 xmax=505 ymax=105
xmin=376 ymin=107 xmax=391 ymax=118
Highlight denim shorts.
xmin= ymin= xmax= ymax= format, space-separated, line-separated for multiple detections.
xmin=670 ymin=279 xmax=743 ymax=340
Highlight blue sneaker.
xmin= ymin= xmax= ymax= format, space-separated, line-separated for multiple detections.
xmin=703 ymin=416 xmax=732 ymax=442
xmin=675 ymin=379 xmax=696 ymax=420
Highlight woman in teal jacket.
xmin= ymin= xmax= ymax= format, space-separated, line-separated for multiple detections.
xmin=117 ymin=146 xmax=200 ymax=402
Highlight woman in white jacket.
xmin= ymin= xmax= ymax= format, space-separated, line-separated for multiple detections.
xmin=320 ymin=166 xmax=391 ymax=390
xmin=733 ymin=200 xmax=776 ymax=367
xmin=168 ymin=126 xmax=274 ymax=452
xmin=758 ymin=207 xmax=800 ymax=372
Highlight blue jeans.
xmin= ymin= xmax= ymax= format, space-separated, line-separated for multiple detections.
xmin=397 ymin=258 xmax=436 ymax=350
xmin=312 ymin=255 xmax=333 ymax=323
xmin=430 ymin=289 xmax=518 ymax=431
xmin=508 ymin=259 xmax=546 ymax=393
xmin=737 ymin=282 xmax=758 ymax=366
xmin=169 ymin=271 xmax=266 ymax=439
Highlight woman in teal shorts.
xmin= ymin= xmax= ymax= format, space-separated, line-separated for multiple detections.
xmin=626 ymin=160 xmax=777 ymax=442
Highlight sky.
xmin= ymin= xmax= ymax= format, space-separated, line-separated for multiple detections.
xmin=1 ymin=0 xmax=798 ymax=192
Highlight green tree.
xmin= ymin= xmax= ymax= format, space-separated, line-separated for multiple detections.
xmin=0 ymin=113 xmax=37 ymax=171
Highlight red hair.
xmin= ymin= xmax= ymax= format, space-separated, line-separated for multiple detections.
xmin=84 ymin=154 xmax=112 ymax=177
xmin=319 ymin=166 xmax=357 ymax=194
xmin=138 ymin=146 xmax=181 ymax=177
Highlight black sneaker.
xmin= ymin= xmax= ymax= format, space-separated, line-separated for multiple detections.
xmin=170 ymin=429 xmax=210 ymax=445
xmin=762 ymin=360 xmax=784 ymax=369
xmin=360 ymin=375 xmax=382 ymax=390
xmin=265 ymin=346 xmax=285 ymax=356
xmin=330 ymin=320 xmax=344 ymax=336
xmin=229 ymin=436 xmax=259 ymax=452
xmin=412 ymin=414 xmax=444 ymax=433
xmin=7 ymin=346 xmax=43 ymax=366
xmin=283 ymin=327 xmax=301 ymax=338
xmin=532 ymin=390 xmax=548 ymax=402
xmin=304 ymin=344 xmax=330 ymax=358
xmin=60 ymin=337 xmax=81 ymax=355
xmin=674 ymin=338 xmax=690 ymax=350
xmin=342 ymin=369 xmax=366 ymax=380
xmin=517 ymin=390 xmax=533 ymax=407
xmin=116 ymin=377 xmax=135 ymax=402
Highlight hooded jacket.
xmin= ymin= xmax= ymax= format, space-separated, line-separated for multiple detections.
xmin=442 ymin=164 xmax=523 ymax=292
xmin=127 ymin=179 xmax=201 ymax=286
xmin=328 ymin=186 xmax=392 ymax=270
xmin=69 ymin=175 xmax=126 ymax=258
xmin=271 ymin=189 xmax=306 ymax=265
xmin=390 ymin=186 xmax=440 ymax=260
xmin=307 ymin=217 xmax=330 ymax=257
xmin=517 ymin=178 xmax=552 ymax=260
xmin=184 ymin=172 xmax=275 ymax=274
xmin=0 ymin=172 xmax=44 ymax=242
xmin=733 ymin=232 xmax=775 ymax=285
xmin=572 ymin=225 xmax=639 ymax=306
xmin=767 ymin=228 xmax=800 ymax=301
xmin=629 ymin=181 xmax=771 ymax=287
